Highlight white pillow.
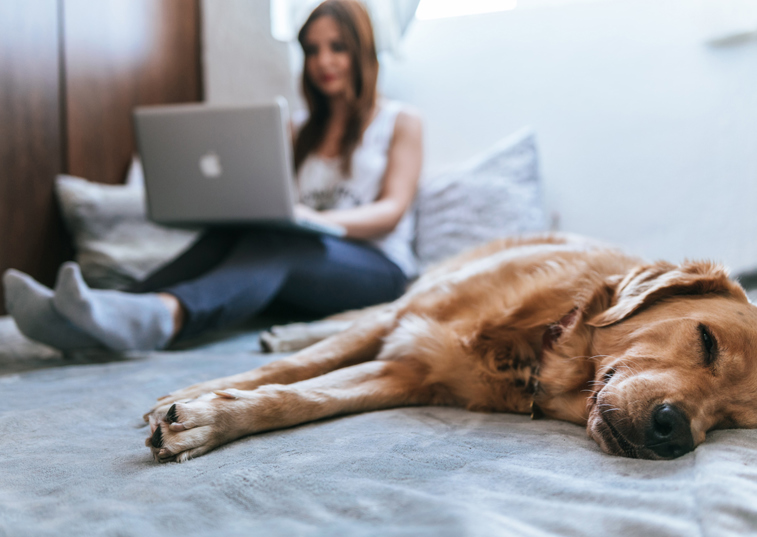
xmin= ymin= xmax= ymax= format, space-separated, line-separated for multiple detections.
xmin=55 ymin=158 xmax=200 ymax=289
xmin=414 ymin=127 xmax=548 ymax=270
xmin=55 ymin=131 xmax=547 ymax=289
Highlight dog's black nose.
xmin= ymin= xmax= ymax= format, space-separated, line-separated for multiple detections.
xmin=645 ymin=403 xmax=694 ymax=459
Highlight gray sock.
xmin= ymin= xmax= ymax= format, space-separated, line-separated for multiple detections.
xmin=52 ymin=262 xmax=175 ymax=352
xmin=3 ymin=269 xmax=102 ymax=351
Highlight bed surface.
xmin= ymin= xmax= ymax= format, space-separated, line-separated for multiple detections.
xmin=1 ymin=315 xmax=757 ymax=537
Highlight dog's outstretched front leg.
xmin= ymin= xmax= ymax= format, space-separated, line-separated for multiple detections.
xmin=144 ymin=309 xmax=397 ymax=427
xmin=146 ymin=359 xmax=429 ymax=463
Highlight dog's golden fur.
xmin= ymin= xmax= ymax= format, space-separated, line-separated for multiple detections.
xmin=144 ymin=233 xmax=757 ymax=462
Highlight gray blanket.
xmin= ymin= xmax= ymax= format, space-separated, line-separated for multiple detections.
xmin=1 ymin=316 xmax=757 ymax=537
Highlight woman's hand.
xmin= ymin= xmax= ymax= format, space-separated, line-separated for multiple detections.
xmin=294 ymin=204 xmax=347 ymax=236
xmin=294 ymin=203 xmax=323 ymax=223
xmin=294 ymin=203 xmax=335 ymax=227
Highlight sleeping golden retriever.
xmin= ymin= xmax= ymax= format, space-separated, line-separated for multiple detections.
xmin=143 ymin=233 xmax=757 ymax=462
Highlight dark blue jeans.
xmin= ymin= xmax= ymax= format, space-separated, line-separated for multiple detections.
xmin=130 ymin=228 xmax=408 ymax=340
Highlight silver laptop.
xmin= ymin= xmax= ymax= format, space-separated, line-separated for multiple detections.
xmin=133 ymin=98 xmax=345 ymax=236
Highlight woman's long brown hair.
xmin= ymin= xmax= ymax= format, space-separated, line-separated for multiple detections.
xmin=294 ymin=0 xmax=379 ymax=176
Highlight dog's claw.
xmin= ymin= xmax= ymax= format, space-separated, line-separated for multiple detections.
xmin=151 ymin=426 xmax=164 ymax=448
xmin=166 ymin=404 xmax=179 ymax=423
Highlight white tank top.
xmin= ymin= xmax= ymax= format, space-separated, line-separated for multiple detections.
xmin=295 ymin=100 xmax=418 ymax=278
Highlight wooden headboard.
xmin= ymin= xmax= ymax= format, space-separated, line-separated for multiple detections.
xmin=0 ymin=0 xmax=202 ymax=315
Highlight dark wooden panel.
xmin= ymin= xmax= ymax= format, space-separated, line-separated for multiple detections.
xmin=0 ymin=0 xmax=66 ymax=315
xmin=63 ymin=0 xmax=202 ymax=185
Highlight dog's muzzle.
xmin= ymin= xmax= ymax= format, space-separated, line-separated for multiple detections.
xmin=644 ymin=403 xmax=694 ymax=459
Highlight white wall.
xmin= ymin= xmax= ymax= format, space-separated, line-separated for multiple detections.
xmin=202 ymin=0 xmax=297 ymax=105
xmin=202 ymin=0 xmax=757 ymax=273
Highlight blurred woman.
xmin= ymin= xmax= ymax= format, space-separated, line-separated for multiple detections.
xmin=3 ymin=0 xmax=423 ymax=352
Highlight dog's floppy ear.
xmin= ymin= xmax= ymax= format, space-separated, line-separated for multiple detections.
xmin=587 ymin=260 xmax=748 ymax=328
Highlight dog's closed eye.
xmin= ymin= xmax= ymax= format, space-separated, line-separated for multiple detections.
xmin=699 ymin=324 xmax=718 ymax=367
xmin=603 ymin=368 xmax=616 ymax=385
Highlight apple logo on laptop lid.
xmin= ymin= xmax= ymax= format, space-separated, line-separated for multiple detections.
xmin=199 ymin=151 xmax=222 ymax=178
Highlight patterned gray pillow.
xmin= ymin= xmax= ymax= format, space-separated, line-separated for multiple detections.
xmin=414 ymin=128 xmax=548 ymax=271
xmin=55 ymin=159 xmax=200 ymax=289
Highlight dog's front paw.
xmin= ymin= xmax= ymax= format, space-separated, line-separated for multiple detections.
xmin=143 ymin=380 xmax=232 ymax=429
xmin=145 ymin=389 xmax=250 ymax=463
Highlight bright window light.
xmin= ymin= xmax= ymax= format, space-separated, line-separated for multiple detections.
xmin=415 ymin=0 xmax=518 ymax=20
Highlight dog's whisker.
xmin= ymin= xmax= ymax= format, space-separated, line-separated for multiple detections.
xmin=568 ymin=354 xmax=610 ymax=363
xmin=614 ymin=363 xmax=639 ymax=375
xmin=587 ymin=380 xmax=608 ymax=387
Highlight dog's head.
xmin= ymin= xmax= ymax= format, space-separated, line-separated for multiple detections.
xmin=585 ymin=261 xmax=757 ymax=459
